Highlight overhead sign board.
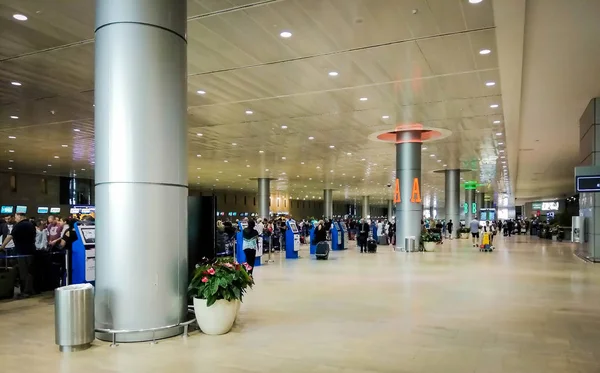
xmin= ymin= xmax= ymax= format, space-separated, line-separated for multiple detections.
xmin=576 ymin=175 xmax=600 ymax=192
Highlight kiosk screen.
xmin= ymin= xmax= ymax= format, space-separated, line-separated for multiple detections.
xmin=78 ymin=225 xmax=96 ymax=245
xmin=288 ymin=222 xmax=298 ymax=233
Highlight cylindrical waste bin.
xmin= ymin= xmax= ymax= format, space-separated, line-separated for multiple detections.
xmin=55 ymin=283 xmax=95 ymax=352
xmin=404 ymin=237 xmax=416 ymax=252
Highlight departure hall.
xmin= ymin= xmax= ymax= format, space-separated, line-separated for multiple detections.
xmin=1 ymin=0 xmax=600 ymax=372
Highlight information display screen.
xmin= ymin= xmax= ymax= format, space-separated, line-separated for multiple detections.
xmin=78 ymin=225 xmax=96 ymax=245
xmin=50 ymin=207 xmax=61 ymax=213
xmin=577 ymin=176 xmax=600 ymax=192
xmin=339 ymin=222 xmax=347 ymax=230
xmin=239 ymin=221 xmax=248 ymax=229
xmin=288 ymin=221 xmax=298 ymax=233
xmin=37 ymin=207 xmax=49 ymax=214
xmin=1 ymin=206 xmax=13 ymax=214
xmin=333 ymin=222 xmax=341 ymax=230
xmin=15 ymin=206 xmax=27 ymax=213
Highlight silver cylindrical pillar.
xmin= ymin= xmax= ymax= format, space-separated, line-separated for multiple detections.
xmin=55 ymin=284 xmax=95 ymax=352
xmin=465 ymin=188 xmax=475 ymax=223
xmin=257 ymin=178 xmax=270 ymax=219
xmin=362 ymin=196 xmax=370 ymax=218
xmin=395 ymin=131 xmax=422 ymax=251
xmin=94 ymin=0 xmax=188 ymax=342
xmin=444 ymin=169 xmax=460 ymax=238
xmin=387 ymin=199 xmax=394 ymax=221
xmin=323 ymin=189 xmax=333 ymax=218
xmin=476 ymin=192 xmax=484 ymax=220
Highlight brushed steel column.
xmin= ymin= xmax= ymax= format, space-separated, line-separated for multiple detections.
xmin=362 ymin=196 xmax=370 ymax=218
xmin=444 ymin=169 xmax=460 ymax=238
xmin=94 ymin=0 xmax=187 ymax=342
xmin=323 ymin=189 xmax=333 ymax=218
xmin=395 ymin=131 xmax=422 ymax=251
xmin=465 ymin=189 xmax=475 ymax=223
xmin=387 ymin=199 xmax=394 ymax=221
xmin=257 ymin=178 xmax=270 ymax=219
xmin=476 ymin=192 xmax=485 ymax=220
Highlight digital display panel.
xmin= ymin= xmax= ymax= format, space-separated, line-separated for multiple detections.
xmin=15 ymin=206 xmax=27 ymax=213
xmin=78 ymin=225 xmax=96 ymax=245
xmin=37 ymin=207 xmax=49 ymax=214
xmin=541 ymin=202 xmax=559 ymax=211
xmin=577 ymin=176 xmax=600 ymax=192
xmin=70 ymin=208 xmax=80 ymax=214
xmin=0 ymin=206 xmax=13 ymax=214
xmin=288 ymin=222 xmax=298 ymax=233
xmin=50 ymin=207 xmax=61 ymax=213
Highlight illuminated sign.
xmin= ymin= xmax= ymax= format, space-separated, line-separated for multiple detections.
xmin=15 ymin=206 xmax=27 ymax=213
xmin=541 ymin=202 xmax=559 ymax=211
xmin=37 ymin=207 xmax=49 ymax=214
xmin=463 ymin=203 xmax=468 ymax=214
xmin=472 ymin=203 xmax=477 ymax=214
xmin=0 ymin=206 xmax=13 ymax=214
xmin=393 ymin=177 xmax=422 ymax=203
xmin=50 ymin=207 xmax=61 ymax=213
xmin=576 ymin=175 xmax=600 ymax=192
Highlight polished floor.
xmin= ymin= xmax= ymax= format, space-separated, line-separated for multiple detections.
xmin=1 ymin=235 xmax=600 ymax=373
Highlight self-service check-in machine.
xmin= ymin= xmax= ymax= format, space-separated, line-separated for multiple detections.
xmin=236 ymin=220 xmax=261 ymax=267
xmin=309 ymin=220 xmax=318 ymax=255
xmin=286 ymin=220 xmax=300 ymax=259
xmin=331 ymin=222 xmax=340 ymax=250
xmin=338 ymin=221 xmax=347 ymax=250
xmin=71 ymin=222 xmax=96 ymax=285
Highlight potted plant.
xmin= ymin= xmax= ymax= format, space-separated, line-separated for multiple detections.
xmin=188 ymin=257 xmax=254 ymax=335
xmin=458 ymin=227 xmax=470 ymax=239
xmin=421 ymin=232 xmax=437 ymax=251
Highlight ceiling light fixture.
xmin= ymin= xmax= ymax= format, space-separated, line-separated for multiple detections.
xmin=265 ymin=169 xmax=269 ymax=172
xmin=493 ymin=120 xmax=501 ymax=124
xmin=10 ymin=116 xmax=18 ymax=119
xmin=196 ymin=154 xmax=201 ymax=157
xmin=54 ymin=156 xmax=59 ymax=159
xmin=479 ymin=49 xmax=491 ymax=55
xmin=8 ymin=136 xmax=15 ymax=139
xmin=259 ymin=150 xmax=264 ymax=153
xmin=282 ymin=156 xmax=286 ymax=160
xmin=328 ymin=71 xmax=338 ymax=77
xmin=485 ymin=81 xmax=496 ymax=87
xmin=10 ymin=81 xmax=21 ymax=86
xmin=8 ymin=160 xmax=13 ymax=163
xmin=73 ymin=129 xmax=80 ymax=132
xmin=245 ymin=110 xmax=253 ymax=115
xmin=232 ymin=143 xmax=237 ymax=146
xmin=308 ymin=136 xmax=314 ymax=140
xmin=62 ymin=144 xmax=68 ymax=147
xmin=329 ymin=145 xmax=335 ymax=148
xmin=496 ymin=133 xmax=502 ymax=136
xmin=498 ymin=142 xmax=504 ymax=145
xmin=280 ymin=31 xmax=292 ymax=38
xmin=224 ymin=160 xmax=228 ymax=163
xmin=8 ymin=167 xmax=12 ymax=170
xmin=347 ymin=152 xmax=352 ymax=156
xmin=8 ymin=150 xmax=14 ymax=153
xmin=281 ymin=125 xmax=288 ymax=129
xmin=382 ymin=115 xmax=389 ymax=119
xmin=13 ymin=14 xmax=27 ymax=21
xmin=197 ymin=90 xmax=206 ymax=95
xmin=359 ymin=97 xmax=368 ymax=101
xmin=430 ymin=154 xmax=435 ymax=157
xmin=469 ymin=0 xmax=483 ymax=3
xmin=490 ymin=104 xmax=499 ymax=108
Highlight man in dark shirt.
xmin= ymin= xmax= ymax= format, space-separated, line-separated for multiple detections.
xmin=1 ymin=213 xmax=36 ymax=296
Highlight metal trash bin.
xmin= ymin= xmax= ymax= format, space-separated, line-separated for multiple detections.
xmin=55 ymin=283 xmax=95 ymax=352
xmin=404 ymin=236 xmax=416 ymax=252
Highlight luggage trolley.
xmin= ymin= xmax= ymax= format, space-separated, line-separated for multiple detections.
xmin=479 ymin=231 xmax=494 ymax=252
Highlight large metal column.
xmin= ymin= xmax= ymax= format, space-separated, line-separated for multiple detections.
xmin=362 ymin=196 xmax=370 ymax=219
xmin=465 ymin=189 xmax=475 ymax=223
xmin=257 ymin=178 xmax=270 ymax=219
xmin=94 ymin=0 xmax=188 ymax=342
xmin=476 ymin=192 xmax=485 ymax=219
xmin=395 ymin=131 xmax=422 ymax=251
xmin=387 ymin=199 xmax=394 ymax=221
xmin=444 ymin=170 xmax=460 ymax=238
xmin=323 ymin=189 xmax=333 ymax=218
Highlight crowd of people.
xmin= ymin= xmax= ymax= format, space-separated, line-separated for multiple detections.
xmin=0 ymin=214 xmax=83 ymax=298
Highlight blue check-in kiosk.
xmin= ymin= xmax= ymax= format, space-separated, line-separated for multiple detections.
xmin=331 ymin=221 xmax=340 ymax=250
xmin=285 ymin=220 xmax=300 ymax=259
xmin=338 ymin=221 xmax=347 ymax=250
xmin=71 ymin=222 xmax=96 ymax=285
xmin=236 ymin=220 xmax=261 ymax=267
xmin=309 ymin=221 xmax=318 ymax=254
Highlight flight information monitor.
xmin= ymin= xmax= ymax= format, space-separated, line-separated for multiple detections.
xmin=37 ymin=207 xmax=49 ymax=214
xmin=15 ymin=206 xmax=27 ymax=213
xmin=576 ymin=175 xmax=600 ymax=192
xmin=1 ymin=206 xmax=13 ymax=214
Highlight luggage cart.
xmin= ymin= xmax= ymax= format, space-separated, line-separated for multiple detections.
xmin=479 ymin=232 xmax=494 ymax=252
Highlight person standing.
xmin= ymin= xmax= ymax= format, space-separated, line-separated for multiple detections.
xmin=242 ymin=220 xmax=259 ymax=276
xmin=470 ymin=216 xmax=480 ymax=247
xmin=47 ymin=215 xmax=63 ymax=250
xmin=447 ymin=219 xmax=454 ymax=240
xmin=255 ymin=218 xmax=264 ymax=257
xmin=0 ymin=213 xmax=36 ymax=297
xmin=358 ymin=219 xmax=370 ymax=253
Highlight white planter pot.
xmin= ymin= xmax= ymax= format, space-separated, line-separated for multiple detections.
xmin=424 ymin=242 xmax=436 ymax=252
xmin=193 ymin=298 xmax=239 ymax=335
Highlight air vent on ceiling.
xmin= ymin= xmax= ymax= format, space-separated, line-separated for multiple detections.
xmin=519 ymin=148 xmax=534 ymax=152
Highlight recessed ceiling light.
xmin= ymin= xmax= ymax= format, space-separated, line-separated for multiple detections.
xmin=443 ymin=164 xmax=447 ymax=167
xmin=493 ymin=120 xmax=501 ymax=124
xmin=437 ymin=160 xmax=442 ymax=162
xmin=8 ymin=150 xmax=14 ymax=153
xmin=73 ymin=129 xmax=80 ymax=132
xmin=490 ymin=104 xmax=499 ymax=108
xmin=479 ymin=49 xmax=491 ymax=55
xmin=43 ymin=171 xmax=46 ymax=173
xmin=246 ymin=165 xmax=250 ymax=168
xmin=196 ymin=154 xmax=201 ymax=157
xmin=224 ymin=160 xmax=228 ymax=163
xmin=281 ymin=156 xmax=286 ymax=160
xmin=501 ymin=156 xmax=506 ymax=159
xmin=430 ymin=154 xmax=435 ymax=157
xmin=382 ymin=115 xmax=390 ymax=119
xmin=265 ymin=169 xmax=269 ymax=172
xmin=328 ymin=71 xmax=338 ymax=77
xmin=359 ymin=97 xmax=368 ymax=101
xmin=245 ymin=110 xmax=253 ymax=115
xmin=361 ymin=158 xmax=366 ymax=161
xmin=54 ymin=156 xmax=59 ymax=159
xmin=308 ymin=136 xmax=314 ymax=140
xmin=469 ymin=0 xmax=483 ymax=3
xmin=8 ymin=136 xmax=15 ymax=139
xmin=216 ymin=179 xmax=219 ymax=181
xmin=330 ymin=170 xmax=334 ymax=173
xmin=232 ymin=143 xmax=237 ymax=146
xmin=62 ymin=144 xmax=68 ymax=147
xmin=347 ymin=152 xmax=352 ymax=156
xmin=496 ymin=133 xmax=502 ymax=136
xmin=499 ymin=150 xmax=505 ymax=153
xmin=259 ymin=150 xmax=264 ymax=153
xmin=8 ymin=160 xmax=13 ymax=163
xmin=301 ymin=162 xmax=305 ymax=165
xmin=13 ymin=14 xmax=27 ymax=21
xmin=197 ymin=90 xmax=206 ymax=95
xmin=81 ymin=168 xmax=86 ymax=171
xmin=486 ymin=81 xmax=496 ymax=87
xmin=329 ymin=145 xmax=335 ymax=148
xmin=10 ymin=116 xmax=18 ymax=119
xmin=498 ymin=142 xmax=504 ymax=145
xmin=196 ymin=133 xmax=203 ymax=137
xmin=280 ymin=31 xmax=292 ymax=38
xmin=281 ymin=125 xmax=288 ymax=129
xmin=47 ymin=164 xmax=51 ymax=167
xmin=7 ymin=167 xmax=12 ymax=170
xmin=10 ymin=82 xmax=21 ymax=86
xmin=422 ymin=146 xmax=428 ymax=150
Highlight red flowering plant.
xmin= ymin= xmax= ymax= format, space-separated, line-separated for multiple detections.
xmin=188 ymin=257 xmax=254 ymax=307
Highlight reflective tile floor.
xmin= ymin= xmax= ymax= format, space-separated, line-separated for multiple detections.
xmin=2 ymin=235 xmax=600 ymax=373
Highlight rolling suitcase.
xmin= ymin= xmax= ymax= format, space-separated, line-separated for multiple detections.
xmin=378 ymin=234 xmax=388 ymax=245
xmin=367 ymin=239 xmax=377 ymax=253
xmin=315 ymin=241 xmax=329 ymax=260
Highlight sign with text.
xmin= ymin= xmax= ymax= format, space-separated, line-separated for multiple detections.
xmin=393 ymin=177 xmax=421 ymax=203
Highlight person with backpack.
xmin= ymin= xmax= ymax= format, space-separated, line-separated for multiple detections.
xmin=242 ymin=219 xmax=259 ymax=276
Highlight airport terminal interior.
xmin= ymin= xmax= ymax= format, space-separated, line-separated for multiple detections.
xmin=1 ymin=0 xmax=600 ymax=372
